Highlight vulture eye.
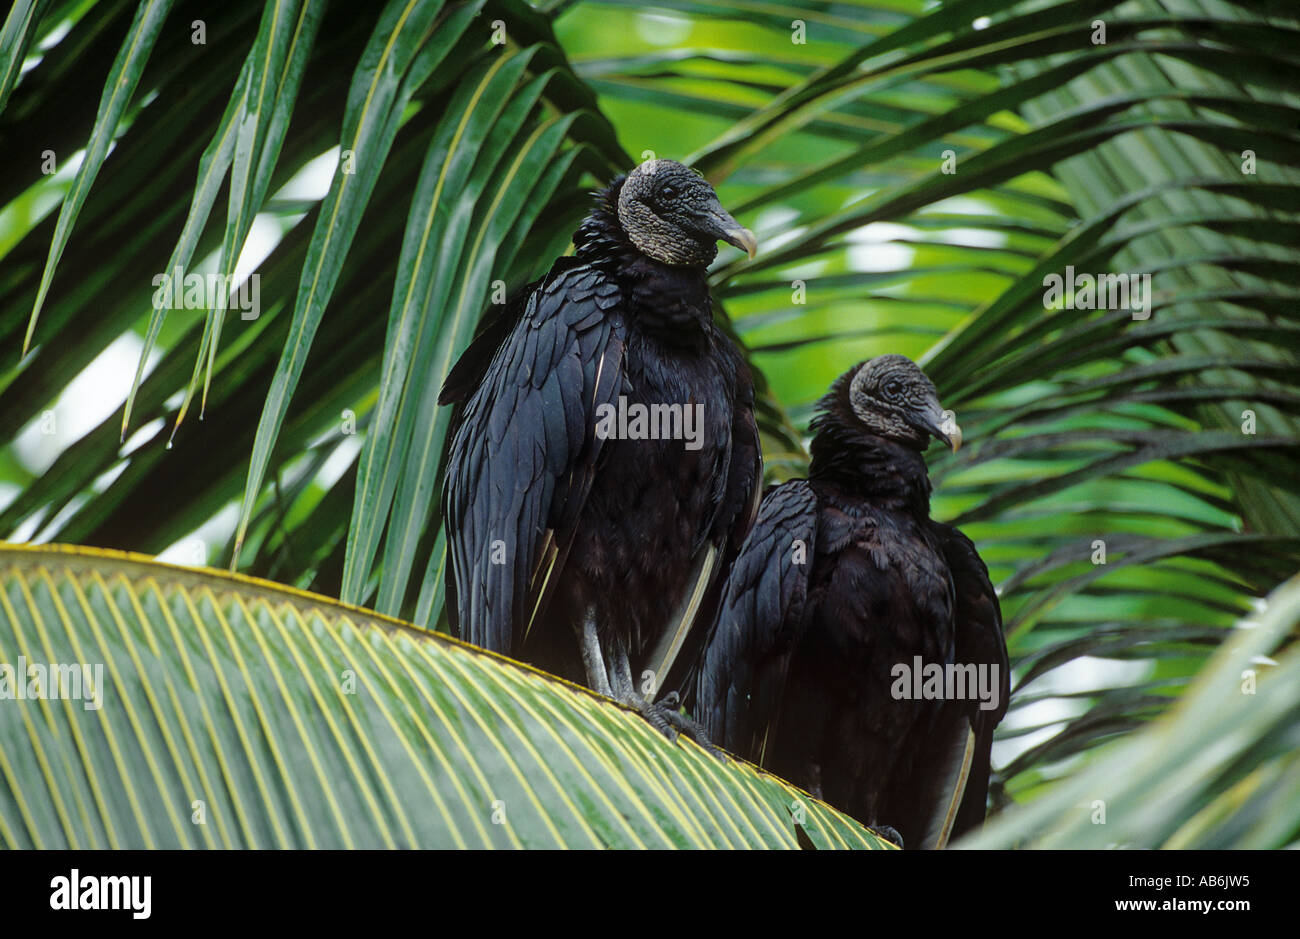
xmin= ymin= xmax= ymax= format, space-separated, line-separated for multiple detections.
xmin=660 ymin=185 xmax=678 ymax=200
xmin=883 ymin=379 xmax=903 ymax=400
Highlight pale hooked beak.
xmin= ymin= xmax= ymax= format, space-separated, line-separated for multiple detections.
xmin=699 ymin=200 xmax=758 ymax=259
xmin=920 ymin=402 xmax=962 ymax=452
xmin=944 ymin=419 xmax=963 ymax=453
xmin=724 ymin=225 xmax=758 ymax=259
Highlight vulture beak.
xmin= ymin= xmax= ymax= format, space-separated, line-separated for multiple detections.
xmin=920 ymin=400 xmax=962 ymax=452
xmin=698 ymin=199 xmax=758 ymax=259
xmin=944 ymin=420 xmax=963 ymax=453
xmin=725 ymin=225 xmax=759 ymax=260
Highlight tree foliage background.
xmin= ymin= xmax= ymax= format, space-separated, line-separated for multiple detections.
xmin=1 ymin=0 xmax=1298 ymax=846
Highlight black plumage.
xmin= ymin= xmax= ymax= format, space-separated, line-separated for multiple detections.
xmin=439 ymin=159 xmax=762 ymax=735
xmin=693 ymin=355 xmax=1009 ymax=846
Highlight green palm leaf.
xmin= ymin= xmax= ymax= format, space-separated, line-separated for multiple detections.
xmin=1 ymin=0 xmax=1297 ymax=841
xmin=0 ymin=543 xmax=889 ymax=849
xmin=963 ymin=573 xmax=1300 ymax=849
xmin=21 ymin=0 xmax=174 ymax=354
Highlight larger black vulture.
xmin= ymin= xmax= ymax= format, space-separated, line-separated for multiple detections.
xmin=693 ymin=355 xmax=1009 ymax=847
xmin=439 ymin=159 xmax=762 ymax=736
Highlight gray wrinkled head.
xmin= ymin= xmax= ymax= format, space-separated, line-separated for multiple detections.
xmin=616 ymin=159 xmax=757 ymax=267
xmin=848 ymin=354 xmax=961 ymax=452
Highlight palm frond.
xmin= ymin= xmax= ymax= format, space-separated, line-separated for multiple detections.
xmin=1 ymin=0 xmax=1297 ymax=826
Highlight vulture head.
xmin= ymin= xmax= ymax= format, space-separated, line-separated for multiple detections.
xmin=616 ymin=159 xmax=757 ymax=267
xmin=841 ymin=354 xmax=962 ymax=452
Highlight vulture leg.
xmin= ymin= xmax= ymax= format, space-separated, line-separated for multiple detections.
xmin=578 ymin=610 xmax=612 ymax=698
xmin=605 ymin=632 xmax=638 ymax=702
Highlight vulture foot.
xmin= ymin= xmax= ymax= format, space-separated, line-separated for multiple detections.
xmin=628 ymin=691 xmax=722 ymax=757
xmin=870 ymin=825 xmax=904 ymax=848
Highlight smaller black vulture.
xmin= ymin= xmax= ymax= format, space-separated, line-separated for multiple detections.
xmin=693 ymin=355 xmax=1009 ymax=847
xmin=440 ymin=159 xmax=762 ymax=740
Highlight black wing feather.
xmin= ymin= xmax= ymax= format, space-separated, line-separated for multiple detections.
xmin=695 ymin=480 xmax=818 ymax=759
xmin=936 ymin=523 xmax=1009 ymax=838
xmin=442 ymin=263 xmax=624 ymax=655
xmin=659 ymin=341 xmax=762 ymax=696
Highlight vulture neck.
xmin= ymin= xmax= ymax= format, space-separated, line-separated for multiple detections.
xmin=809 ymin=419 xmax=933 ymax=516
xmin=573 ymin=177 xmax=714 ymax=343
xmin=574 ymin=177 xmax=648 ymax=271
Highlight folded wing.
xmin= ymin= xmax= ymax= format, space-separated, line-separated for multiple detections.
xmin=694 ymin=480 xmax=819 ymax=761
xmin=441 ymin=264 xmax=625 ymax=655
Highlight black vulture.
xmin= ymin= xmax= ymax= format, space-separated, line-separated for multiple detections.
xmin=693 ymin=355 xmax=1009 ymax=847
xmin=439 ymin=159 xmax=762 ymax=737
